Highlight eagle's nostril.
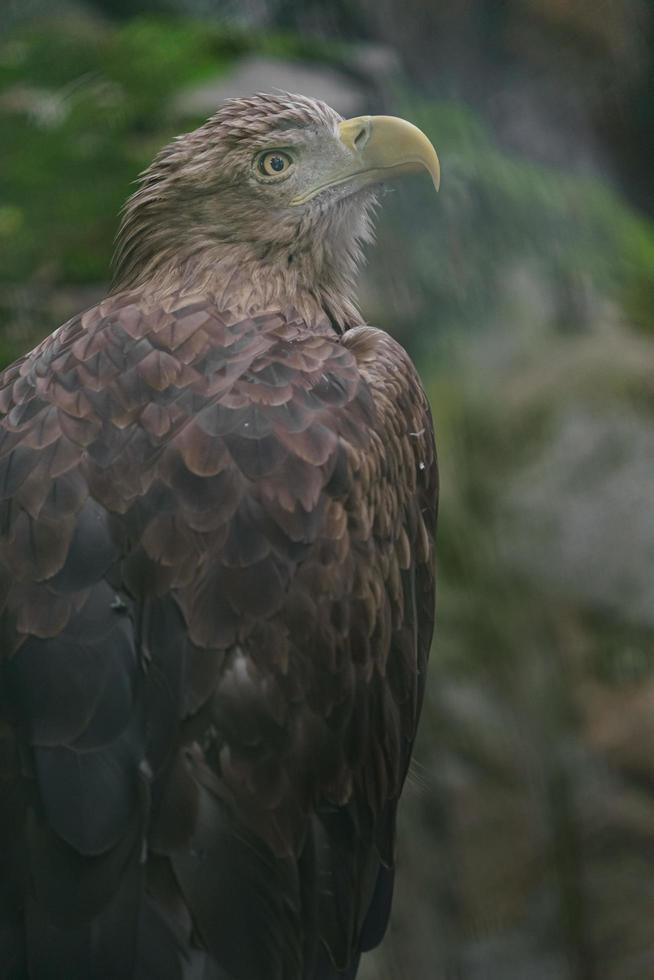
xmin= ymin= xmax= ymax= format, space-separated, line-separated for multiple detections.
xmin=353 ymin=123 xmax=370 ymax=150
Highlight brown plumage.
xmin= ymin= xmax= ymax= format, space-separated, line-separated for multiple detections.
xmin=0 ymin=92 xmax=438 ymax=980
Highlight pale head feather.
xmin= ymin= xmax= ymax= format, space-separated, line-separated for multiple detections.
xmin=112 ymin=92 xmax=380 ymax=330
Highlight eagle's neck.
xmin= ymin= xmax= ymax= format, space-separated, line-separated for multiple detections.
xmin=116 ymin=241 xmax=363 ymax=331
xmin=111 ymin=194 xmax=372 ymax=332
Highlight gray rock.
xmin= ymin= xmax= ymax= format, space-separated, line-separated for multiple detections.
xmin=173 ymin=55 xmax=368 ymax=120
xmin=505 ymin=407 xmax=654 ymax=627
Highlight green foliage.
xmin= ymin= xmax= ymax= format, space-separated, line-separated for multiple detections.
xmin=105 ymin=18 xmax=224 ymax=118
xmin=0 ymin=17 xmax=221 ymax=285
xmin=0 ymin=15 xmax=342 ymax=290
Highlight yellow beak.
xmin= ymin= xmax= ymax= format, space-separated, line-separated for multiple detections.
xmin=338 ymin=115 xmax=440 ymax=191
xmin=290 ymin=115 xmax=440 ymax=205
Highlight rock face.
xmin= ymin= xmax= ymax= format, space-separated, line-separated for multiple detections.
xmin=492 ymin=319 xmax=654 ymax=629
xmin=173 ymin=55 xmax=368 ymax=120
xmin=507 ymin=408 xmax=654 ymax=627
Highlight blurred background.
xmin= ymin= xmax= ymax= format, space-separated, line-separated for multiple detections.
xmin=1 ymin=1 xmax=653 ymax=977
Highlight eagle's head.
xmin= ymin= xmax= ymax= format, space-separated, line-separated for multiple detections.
xmin=113 ymin=92 xmax=439 ymax=325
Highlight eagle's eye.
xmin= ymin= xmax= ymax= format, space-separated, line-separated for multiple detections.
xmin=256 ymin=151 xmax=293 ymax=178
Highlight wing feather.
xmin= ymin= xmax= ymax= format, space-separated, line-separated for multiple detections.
xmin=0 ymin=295 xmax=436 ymax=978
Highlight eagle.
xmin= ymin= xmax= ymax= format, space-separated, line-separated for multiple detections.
xmin=0 ymin=92 xmax=439 ymax=980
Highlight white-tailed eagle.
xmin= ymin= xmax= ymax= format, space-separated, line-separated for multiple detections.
xmin=0 ymin=92 xmax=439 ymax=980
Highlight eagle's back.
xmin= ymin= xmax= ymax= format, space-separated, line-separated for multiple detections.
xmin=0 ymin=291 xmax=436 ymax=980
